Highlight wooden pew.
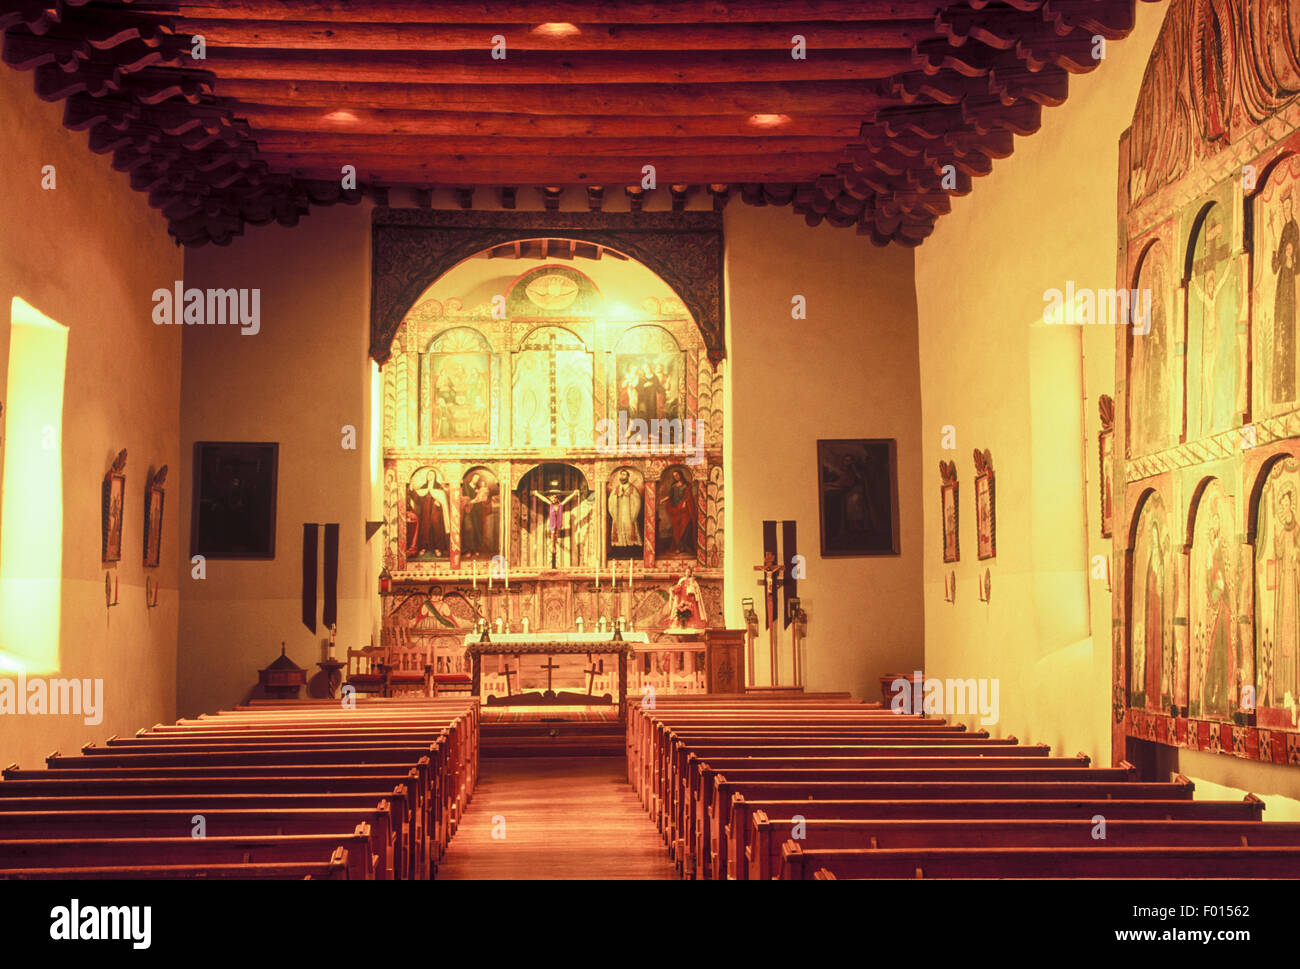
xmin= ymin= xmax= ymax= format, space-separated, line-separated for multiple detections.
xmin=726 ymin=795 xmax=1268 ymax=880
xmin=780 ymin=840 xmax=1300 ymax=879
xmin=705 ymin=773 xmax=1194 ymax=883
xmin=0 ymin=825 xmax=375 ymax=880
xmin=0 ymin=847 xmax=353 ymax=880
xmin=751 ymin=815 xmax=1300 ymax=879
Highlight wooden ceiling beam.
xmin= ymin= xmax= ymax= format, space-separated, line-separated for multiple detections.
xmin=148 ymin=2 xmax=950 ymax=25
xmin=170 ymin=18 xmax=935 ymax=51
xmin=261 ymin=153 xmax=845 ymax=184
xmin=247 ymin=133 xmax=860 ymax=157
xmin=211 ymin=78 xmax=889 ymax=115
xmin=194 ymin=48 xmax=918 ymax=85
xmin=229 ymin=104 xmax=868 ymax=138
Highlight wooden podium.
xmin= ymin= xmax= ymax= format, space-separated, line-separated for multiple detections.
xmin=651 ymin=628 xmax=745 ymax=694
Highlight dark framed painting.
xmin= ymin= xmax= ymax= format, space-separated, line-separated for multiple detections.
xmin=816 ymin=439 xmax=900 ymax=557
xmin=940 ymin=459 xmax=959 ymax=563
xmin=974 ymin=448 xmax=996 ymax=561
xmin=143 ymin=465 xmax=167 ymax=568
xmin=191 ymin=442 xmax=278 ymax=559
xmin=101 ymin=449 xmax=127 ymax=564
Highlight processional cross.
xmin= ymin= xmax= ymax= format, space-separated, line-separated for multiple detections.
xmin=754 ymin=551 xmax=784 ymax=684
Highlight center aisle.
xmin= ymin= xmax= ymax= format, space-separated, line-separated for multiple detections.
xmin=436 ymin=756 xmax=675 ymax=880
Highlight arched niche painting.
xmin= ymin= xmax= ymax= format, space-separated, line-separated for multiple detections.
xmin=1254 ymin=455 xmax=1300 ymax=727
xmin=1185 ymin=201 xmax=1243 ymax=438
xmin=1253 ymin=154 xmax=1300 ymax=419
xmin=405 ymin=466 xmax=451 ymax=561
xmin=1130 ymin=492 xmax=1173 ymax=712
xmin=614 ymin=325 xmax=684 ymax=424
xmin=511 ymin=326 xmax=593 ymax=449
xmin=1127 ymin=239 xmax=1176 ymax=455
xmin=421 ymin=326 xmax=491 ymax=443
xmin=1188 ymin=479 xmax=1240 ymax=721
xmin=656 ymin=465 xmax=698 ymax=559
xmin=505 ymin=264 xmax=603 ymax=318
xmin=458 ymin=466 xmax=500 ymax=561
xmin=515 ymin=463 xmax=594 ymax=570
xmin=607 ymin=466 xmax=645 ymax=561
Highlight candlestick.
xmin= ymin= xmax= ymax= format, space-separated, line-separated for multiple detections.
xmin=629 ymin=560 xmax=634 ymax=594
xmin=576 ymin=615 xmax=585 ymax=634
xmin=610 ymin=560 xmax=615 ymax=588
xmin=522 ymin=616 xmax=530 ymax=634
xmin=472 ymin=560 xmax=477 ymax=589
xmin=495 ymin=617 xmax=504 ymax=634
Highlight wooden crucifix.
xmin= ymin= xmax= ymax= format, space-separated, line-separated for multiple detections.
xmin=533 ymin=487 xmax=579 ymax=569
xmin=500 ymin=659 xmax=517 ymax=699
xmin=539 ymin=656 xmax=561 ymax=695
xmin=584 ymin=654 xmax=600 ymax=696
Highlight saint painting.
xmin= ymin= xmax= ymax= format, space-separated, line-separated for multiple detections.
xmin=1255 ymin=456 xmax=1300 ymax=726
xmin=616 ymin=355 xmax=680 ymax=422
xmin=1129 ymin=241 xmax=1173 ymax=454
xmin=1253 ymin=158 xmax=1300 ymax=417
xmin=607 ymin=467 xmax=645 ymax=561
xmin=1130 ymin=492 xmax=1171 ymax=710
xmin=817 ymin=439 xmax=900 ymax=556
xmin=458 ymin=467 xmax=499 ymax=560
xmin=1186 ymin=204 xmax=1242 ymax=437
xmin=656 ymin=467 xmax=697 ymax=558
xmin=1190 ymin=480 xmax=1238 ymax=720
xmin=425 ymin=353 xmax=490 ymax=441
xmin=405 ymin=467 xmax=451 ymax=561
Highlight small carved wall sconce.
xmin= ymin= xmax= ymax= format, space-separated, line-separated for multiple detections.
xmin=943 ymin=571 xmax=957 ymax=603
xmin=977 ymin=568 xmax=992 ymax=603
xmin=105 ymin=572 xmax=119 ymax=607
xmin=145 ymin=575 xmax=160 ymax=608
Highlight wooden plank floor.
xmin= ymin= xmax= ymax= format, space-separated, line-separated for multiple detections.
xmin=437 ymin=756 xmax=675 ymax=880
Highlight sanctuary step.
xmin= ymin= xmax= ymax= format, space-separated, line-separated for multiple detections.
xmin=482 ymin=718 xmax=624 ymax=757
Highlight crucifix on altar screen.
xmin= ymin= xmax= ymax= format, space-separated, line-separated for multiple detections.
xmin=532 ymin=486 xmax=578 ymax=569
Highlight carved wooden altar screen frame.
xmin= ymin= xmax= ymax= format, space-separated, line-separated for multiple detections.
xmin=370 ymin=209 xmax=728 ymax=670
xmin=1113 ymin=0 xmax=1300 ymax=767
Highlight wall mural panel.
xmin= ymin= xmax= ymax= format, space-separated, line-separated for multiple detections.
xmin=1115 ymin=0 xmax=1300 ymax=766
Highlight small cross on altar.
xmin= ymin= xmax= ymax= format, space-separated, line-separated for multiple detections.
xmin=584 ymin=654 xmax=600 ymax=696
xmin=539 ymin=656 xmax=561 ymax=694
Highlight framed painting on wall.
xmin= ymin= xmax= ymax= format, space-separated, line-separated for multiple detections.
xmin=974 ymin=448 xmax=996 ymax=560
xmin=102 ymin=449 xmax=127 ymax=564
xmin=191 ymin=442 xmax=278 ymax=559
xmin=939 ymin=459 xmax=959 ymax=563
xmin=143 ymin=466 xmax=167 ymax=568
xmin=816 ymin=439 xmax=900 ymax=557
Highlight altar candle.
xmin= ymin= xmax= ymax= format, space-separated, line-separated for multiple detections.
xmin=576 ymin=615 xmax=584 ymax=634
xmin=522 ymin=616 xmax=530 ymax=634
xmin=495 ymin=617 xmax=504 ymax=634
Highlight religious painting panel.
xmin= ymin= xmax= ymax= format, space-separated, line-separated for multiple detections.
xmin=143 ymin=465 xmax=166 ymax=568
xmin=404 ymin=466 xmax=451 ymax=562
xmin=939 ymin=459 xmax=959 ymax=563
xmin=421 ymin=327 xmax=491 ymax=443
xmin=1129 ymin=491 xmax=1173 ymax=712
xmin=606 ymin=466 xmax=646 ymax=561
xmin=101 ymin=449 xmax=126 ymax=565
xmin=614 ymin=325 xmax=685 ymax=425
xmin=974 ymin=448 xmax=995 ymax=561
xmin=656 ymin=465 xmax=699 ymax=559
xmin=506 ymin=265 xmax=603 ymax=318
xmin=1252 ymin=152 xmax=1300 ymax=419
xmin=458 ymin=467 xmax=500 ymax=562
xmin=1126 ymin=236 xmax=1179 ymax=456
xmin=1188 ymin=478 xmax=1241 ymax=721
xmin=1253 ymin=453 xmax=1300 ymax=729
xmin=516 ymin=463 xmax=592 ymax=570
xmin=555 ymin=347 xmax=595 ymax=449
xmin=190 ymin=442 xmax=278 ymax=560
xmin=816 ymin=439 xmax=901 ymax=557
xmin=511 ymin=348 xmax=549 ymax=447
xmin=1183 ymin=195 xmax=1244 ymax=439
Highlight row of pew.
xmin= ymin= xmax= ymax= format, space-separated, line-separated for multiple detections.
xmin=627 ymin=693 xmax=1300 ymax=879
xmin=0 ymin=696 xmax=479 ymax=879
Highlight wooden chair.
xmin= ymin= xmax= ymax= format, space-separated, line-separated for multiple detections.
xmin=383 ymin=625 xmax=433 ymax=698
xmin=346 ymin=644 xmax=388 ymax=696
